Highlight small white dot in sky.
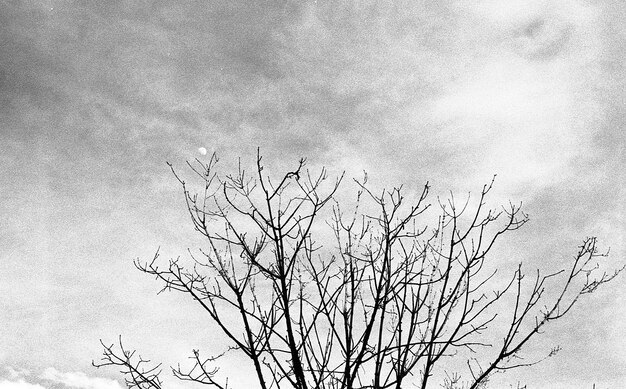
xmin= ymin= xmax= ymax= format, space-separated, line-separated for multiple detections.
xmin=198 ymin=147 xmax=207 ymax=155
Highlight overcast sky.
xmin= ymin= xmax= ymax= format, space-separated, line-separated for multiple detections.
xmin=1 ymin=0 xmax=624 ymax=388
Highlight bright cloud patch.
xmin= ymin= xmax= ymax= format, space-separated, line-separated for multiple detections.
xmin=0 ymin=379 xmax=46 ymax=389
xmin=4 ymin=369 xmax=29 ymax=381
xmin=427 ymin=0 xmax=605 ymax=190
xmin=40 ymin=368 xmax=123 ymax=389
xmin=0 ymin=367 xmax=123 ymax=389
xmin=0 ymin=368 xmax=39 ymax=389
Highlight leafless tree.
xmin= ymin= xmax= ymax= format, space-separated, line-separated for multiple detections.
xmin=94 ymin=336 xmax=163 ymax=389
xmin=96 ymin=152 xmax=622 ymax=389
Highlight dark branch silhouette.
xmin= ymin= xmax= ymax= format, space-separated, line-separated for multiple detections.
xmin=97 ymin=152 xmax=622 ymax=389
xmin=93 ymin=336 xmax=163 ymax=389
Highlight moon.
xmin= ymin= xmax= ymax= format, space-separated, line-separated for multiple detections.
xmin=198 ymin=147 xmax=207 ymax=155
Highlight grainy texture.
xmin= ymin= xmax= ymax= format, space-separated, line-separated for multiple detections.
xmin=0 ymin=1 xmax=624 ymax=388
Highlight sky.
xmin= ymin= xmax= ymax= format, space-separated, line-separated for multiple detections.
xmin=0 ymin=0 xmax=624 ymax=388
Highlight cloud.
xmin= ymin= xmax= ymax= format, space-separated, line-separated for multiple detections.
xmin=0 ymin=379 xmax=46 ymax=389
xmin=3 ymin=369 xmax=29 ymax=381
xmin=0 ymin=2 xmax=623 ymax=389
xmin=40 ymin=368 xmax=123 ymax=389
xmin=0 ymin=368 xmax=40 ymax=389
xmin=0 ymin=367 xmax=123 ymax=389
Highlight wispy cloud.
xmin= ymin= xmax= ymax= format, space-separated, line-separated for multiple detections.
xmin=40 ymin=368 xmax=123 ymax=389
xmin=4 ymin=368 xmax=29 ymax=381
xmin=0 ymin=2 xmax=623 ymax=388
xmin=0 ymin=379 xmax=46 ymax=389
xmin=0 ymin=367 xmax=122 ymax=389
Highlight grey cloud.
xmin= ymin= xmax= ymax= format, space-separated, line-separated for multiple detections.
xmin=0 ymin=1 xmax=624 ymax=387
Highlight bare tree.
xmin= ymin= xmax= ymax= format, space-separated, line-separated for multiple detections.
xmin=96 ymin=152 xmax=622 ymax=389
xmin=93 ymin=336 xmax=163 ymax=389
